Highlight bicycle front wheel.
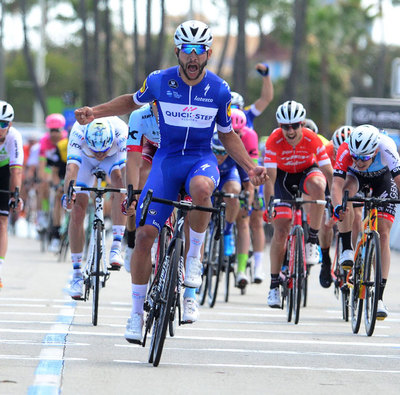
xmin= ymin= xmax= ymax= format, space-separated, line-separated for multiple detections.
xmin=364 ymin=231 xmax=381 ymax=336
xmin=151 ymin=240 xmax=180 ymax=367
xmin=91 ymin=224 xmax=102 ymax=326
xmin=293 ymin=227 xmax=304 ymax=325
xmin=207 ymin=225 xmax=223 ymax=307
xmin=351 ymin=247 xmax=363 ymax=334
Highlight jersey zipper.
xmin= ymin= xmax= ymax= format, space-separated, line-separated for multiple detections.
xmin=181 ymin=85 xmax=192 ymax=155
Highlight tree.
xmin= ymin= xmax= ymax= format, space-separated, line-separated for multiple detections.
xmin=20 ymin=0 xmax=47 ymax=115
xmin=232 ymin=0 xmax=248 ymax=94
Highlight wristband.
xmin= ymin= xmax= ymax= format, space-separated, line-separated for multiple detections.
xmin=257 ymin=63 xmax=269 ymax=77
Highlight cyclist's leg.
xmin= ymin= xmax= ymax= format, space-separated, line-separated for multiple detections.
xmin=220 ymin=175 xmax=241 ymax=256
xmin=302 ymin=168 xmax=327 ymax=265
xmin=0 ymin=165 xmax=11 ymax=288
xmin=235 ymin=199 xmax=251 ymax=286
xmin=109 ymin=166 xmax=126 ymax=268
xmin=336 ymin=172 xmax=359 ymax=269
xmin=375 ymin=174 xmax=398 ymax=318
xmin=250 ymin=208 xmax=266 ymax=283
xmin=184 ymin=155 xmax=219 ymax=288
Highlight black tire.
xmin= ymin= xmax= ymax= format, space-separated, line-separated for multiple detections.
xmin=198 ymin=228 xmax=210 ymax=306
xmin=351 ymin=247 xmax=363 ymax=334
xmin=293 ymin=227 xmax=304 ymax=325
xmin=91 ymin=224 xmax=102 ymax=326
xmin=152 ymin=240 xmax=180 ymax=367
xmin=341 ymin=282 xmax=349 ymax=322
xmin=224 ymin=255 xmax=233 ymax=303
xmin=364 ymin=231 xmax=381 ymax=336
xmin=286 ymin=287 xmax=293 ymax=322
xmin=302 ymin=265 xmax=310 ymax=307
xmin=207 ymin=224 xmax=223 ymax=307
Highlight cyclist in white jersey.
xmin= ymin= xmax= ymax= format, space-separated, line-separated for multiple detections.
xmin=332 ymin=124 xmax=400 ymax=319
xmin=74 ymin=20 xmax=267 ymax=343
xmin=62 ymin=116 xmax=128 ymax=299
xmin=0 ymin=101 xmax=24 ymax=289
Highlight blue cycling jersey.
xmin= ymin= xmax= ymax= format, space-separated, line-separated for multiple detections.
xmin=134 ymin=66 xmax=232 ymax=156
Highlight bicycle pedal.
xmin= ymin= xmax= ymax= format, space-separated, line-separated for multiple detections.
xmin=126 ymin=338 xmax=142 ymax=345
xmin=181 ymin=320 xmax=194 ymax=325
xmin=108 ymin=265 xmax=121 ymax=271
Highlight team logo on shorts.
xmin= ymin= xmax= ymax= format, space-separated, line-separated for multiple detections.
xmin=149 ymin=209 xmax=157 ymax=216
xmin=168 ymin=79 xmax=178 ymax=89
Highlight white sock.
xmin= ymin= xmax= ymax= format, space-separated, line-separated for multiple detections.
xmin=111 ymin=225 xmax=125 ymax=252
xmin=71 ymin=253 xmax=83 ymax=276
xmin=187 ymin=228 xmax=205 ymax=258
xmin=131 ymin=283 xmax=148 ymax=316
xmin=254 ymin=251 xmax=264 ymax=270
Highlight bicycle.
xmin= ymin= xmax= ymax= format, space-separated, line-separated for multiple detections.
xmin=197 ymin=190 xmax=226 ymax=308
xmin=342 ymin=190 xmax=400 ymax=336
xmin=69 ymin=168 xmax=141 ymax=326
xmin=139 ymin=189 xmax=222 ymax=367
xmin=269 ymin=187 xmax=326 ymax=324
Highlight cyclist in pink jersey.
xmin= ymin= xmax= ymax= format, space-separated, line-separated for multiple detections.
xmin=37 ymin=114 xmax=68 ymax=251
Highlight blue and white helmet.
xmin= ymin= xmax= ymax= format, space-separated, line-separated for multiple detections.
xmin=348 ymin=124 xmax=380 ymax=156
xmin=85 ymin=118 xmax=114 ymax=153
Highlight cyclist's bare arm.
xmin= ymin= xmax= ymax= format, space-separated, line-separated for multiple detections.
xmin=75 ymin=94 xmax=141 ymax=125
xmin=320 ymin=163 xmax=333 ymax=191
xmin=263 ymin=167 xmax=277 ymax=218
xmin=63 ymin=163 xmax=79 ymax=195
xmin=253 ymin=63 xmax=274 ymax=114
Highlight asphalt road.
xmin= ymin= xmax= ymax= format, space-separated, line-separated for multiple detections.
xmin=1 ymin=234 xmax=399 ymax=395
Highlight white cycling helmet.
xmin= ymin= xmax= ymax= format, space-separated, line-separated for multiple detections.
xmin=0 ymin=100 xmax=14 ymax=122
xmin=304 ymin=118 xmax=318 ymax=133
xmin=174 ymin=20 xmax=213 ymax=49
xmin=276 ymin=100 xmax=306 ymax=124
xmin=85 ymin=119 xmax=114 ymax=153
xmin=348 ymin=124 xmax=380 ymax=156
xmin=332 ymin=125 xmax=354 ymax=150
xmin=231 ymin=91 xmax=245 ymax=109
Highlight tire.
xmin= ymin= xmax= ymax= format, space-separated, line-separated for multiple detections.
xmin=284 ymin=244 xmax=293 ymax=322
xmin=351 ymin=247 xmax=363 ymax=334
xmin=207 ymin=224 xmax=223 ymax=308
xmin=198 ymin=228 xmax=210 ymax=306
xmin=364 ymin=231 xmax=381 ymax=336
xmin=302 ymin=265 xmax=310 ymax=307
xmin=341 ymin=282 xmax=349 ymax=322
xmin=224 ymin=255 xmax=233 ymax=303
xmin=152 ymin=240 xmax=180 ymax=367
xmin=91 ymin=224 xmax=102 ymax=326
xmin=293 ymin=227 xmax=304 ymax=325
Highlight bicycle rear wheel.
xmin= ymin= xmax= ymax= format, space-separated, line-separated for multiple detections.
xmin=91 ymin=224 xmax=102 ymax=326
xmin=364 ymin=231 xmax=381 ymax=336
xmin=293 ymin=227 xmax=304 ymax=325
xmin=207 ymin=224 xmax=223 ymax=307
xmin=198 ymin=228 xmax=210 ymax=306
xmin=351 ymin=247 xmax=363 ymax=334
xmin=151 ymin=240 xmax=180 ymax=367
xmin=224 ymin=255 xmax=234 ymax=303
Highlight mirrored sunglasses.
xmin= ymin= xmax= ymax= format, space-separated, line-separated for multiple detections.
xmin=212 ymin=148 xmax=227 ymax=156
xmin=351 ymin=154 xmax=373 ymax=162
xmin=0 ymin=120 xmax=10 ymax=129
xmin=281 ymin=122 xmax=301 ymax=131
xmin=180 ymin=44 xmax=208 ymax=55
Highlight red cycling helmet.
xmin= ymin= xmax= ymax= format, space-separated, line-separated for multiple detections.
xmin=45 ymin=113 xmax=66 ymax=129
xmin=231 ymin=108 xmax=247 ymax=132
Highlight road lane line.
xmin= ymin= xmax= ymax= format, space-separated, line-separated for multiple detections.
xmin=113 ymin=359 xmax=400 ymax=373
xmin=27 ymin=301 xmax=76 ymax=395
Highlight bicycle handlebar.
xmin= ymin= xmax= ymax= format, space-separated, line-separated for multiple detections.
xmin=271 ymin=197 xmax=327 ymax=206
xmin=342 ymin=189 xmax=400 ymax=207
xmin=139 ymin=189 xmax=222 ymax=226
xmin=73 ymin=186 xmax=141 ymax=195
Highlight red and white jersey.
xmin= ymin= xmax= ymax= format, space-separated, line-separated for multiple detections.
xmin=264 ymin=127 xmax=330 ymax=173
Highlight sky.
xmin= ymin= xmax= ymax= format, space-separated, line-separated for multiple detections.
xmin=2 ymin=0 xmax=400 ymax=50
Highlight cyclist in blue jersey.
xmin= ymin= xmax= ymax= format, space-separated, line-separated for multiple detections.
xmin=75 ymin=20 xmax=267 ymax=344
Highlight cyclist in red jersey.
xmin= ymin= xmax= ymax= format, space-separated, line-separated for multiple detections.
xmin=263 ymin=100 xmax=333 ymax=308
